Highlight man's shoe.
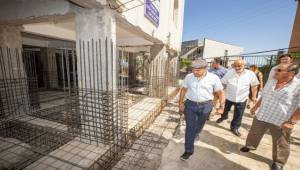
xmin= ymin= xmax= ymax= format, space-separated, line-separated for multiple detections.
xmin=180 ymin=152 xmax=193 ymax=161
xmin=240 ymin=146 xmax=250 ymax=152
xmin=216 ymin=117 xmax=227 ymax=123
xmin=240 ymin=146 xmax=256 ymax=152
xmin=271 ymin=163 xmax=283 ymax=170
xmin=231 ymin=129 xmax=241 ymax=137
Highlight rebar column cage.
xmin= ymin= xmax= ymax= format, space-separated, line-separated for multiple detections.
xmin=0 ymin=37 xmax=129 ymax=169
xmin=0 ymin=38 xmax=179 ymax=169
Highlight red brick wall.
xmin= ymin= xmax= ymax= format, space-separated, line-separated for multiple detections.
xmin=289 ymin=2 xmax=300 ymax=53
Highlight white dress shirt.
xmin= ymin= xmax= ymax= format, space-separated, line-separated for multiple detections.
xmin=182 ymin=72 xmax=223 ymax=102
xmin=256 ymin=78 xmax=300 ymax=127
xmin=221 ymin=69 xmax=259 ymax=103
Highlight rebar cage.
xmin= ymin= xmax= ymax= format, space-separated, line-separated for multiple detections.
xmin=0 ymin=38 xmax=179 ymax=169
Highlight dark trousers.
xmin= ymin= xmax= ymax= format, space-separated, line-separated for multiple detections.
xmin=246 ymin=118 xmax=291 ymax=165
xmin=221 ymin=99 xmax=247 ymax=130
xmin=184 ymin=100 xmax=213 ymax=153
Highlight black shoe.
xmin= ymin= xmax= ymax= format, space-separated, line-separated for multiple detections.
xmin=216 ymin=117 xmax=227 ymax=123
xmin=240 ymin=146 xmax=256 ymax=152
xmin=231 ymin=129 xmax=241 ymax=137
xmin=271 ymin=163 xmax=283 ymax=170
xmin=180 ymin=152 xmax=193 ymax=161
xmin=240 ymin=146 xmax=250 ymax=152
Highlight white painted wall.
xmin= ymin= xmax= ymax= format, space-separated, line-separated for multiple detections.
xmin=118 ymin=0 xmax=185 ymax=52
xmin=202 ymin=39 xmax=244 ymax=61
xmin=3 ymin=0 xmax=184 ymax=53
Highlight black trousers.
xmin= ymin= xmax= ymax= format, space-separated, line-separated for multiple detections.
xmin=221 ymin=99 xmax=247 ymax=130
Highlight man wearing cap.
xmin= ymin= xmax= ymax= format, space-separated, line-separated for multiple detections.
xmin=216 ymin=59 xmax=259 ymax=137
xmin=179 ymin=59 xmax=225 ymax=160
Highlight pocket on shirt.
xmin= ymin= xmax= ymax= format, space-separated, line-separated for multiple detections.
xmin=278 ymin=92 xmax=297 ymax=105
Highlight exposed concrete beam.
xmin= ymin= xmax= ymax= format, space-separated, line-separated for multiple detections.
xmin=23 ymin=22 xmax=76 ymax=41
xmin=0 ymin=0 xmax=79 ymax=25
xmin=116 ymin=15 xmax=163 ymax=46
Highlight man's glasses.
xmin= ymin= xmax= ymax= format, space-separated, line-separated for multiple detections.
xmin=275 ymin=69 xmax=288 ymax=72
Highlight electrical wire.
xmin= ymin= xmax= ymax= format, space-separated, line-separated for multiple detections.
xmin=122 ymin=0 xmax=159 ymax=13
xmin=108 ymin=0 xmax=136 ymax=10
xmin=241 ymin=45 xmax=300 ymax=55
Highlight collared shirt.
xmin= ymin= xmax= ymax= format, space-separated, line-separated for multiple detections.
xmin=267 ymin=65 xmax=278 ymax=81
xmin=221 ymin=69 xmax=259 ymax=102
xmin=209 ymin=66 xmax=228 ymax=79
xmin=182 ymin=72 xmax=223 ymax=102
xmin=256 ymin=78 xmax=300 ymax=127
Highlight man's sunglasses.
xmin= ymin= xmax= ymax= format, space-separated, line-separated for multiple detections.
xmin=275 ymin=69 xmax=288 ymax=72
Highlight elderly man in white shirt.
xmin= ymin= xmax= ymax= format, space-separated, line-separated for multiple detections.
xmin=179 ymin=59 xmax=225 ymax=160
xmin=240 ymin=63 xmax=300 ymax=170
xmin=216 ymin=59 xmax=259 ymax=137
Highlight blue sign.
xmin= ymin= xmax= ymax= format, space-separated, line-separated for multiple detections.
xmin=145 ymin=0 xmax=160 ymax=27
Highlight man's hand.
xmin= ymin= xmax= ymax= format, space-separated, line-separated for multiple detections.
xmin=179 ymin=102 xmax=185 ymax=112
xmin=250 ymin=106 xmax=258 ymax=115
xmin=251 ymin=98 xmax=257 ymax=103
xmin=215 ymin=107 xmax=224 ymax=115
xmin=281 ymin=121 xmax=294 ymax=130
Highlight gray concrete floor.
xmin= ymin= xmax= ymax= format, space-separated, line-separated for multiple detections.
xmin=158 ymin=102 xmax=300 ymax=170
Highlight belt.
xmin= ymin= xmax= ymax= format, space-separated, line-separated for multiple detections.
xmin=187 ymin=99 xmax=212 ymax=105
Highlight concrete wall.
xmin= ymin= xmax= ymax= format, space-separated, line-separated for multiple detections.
xmin=118 ymin=0 xmax=185 ymax=51
xmin=289 ymin=2 xmax=300 ymax=53
xmin=0 ymin=0 xmax=72 ymax=25
xmin=202 ymin=39 xmax=244 ymax=61
xmin=0 ymin=26 xmax=30 ymax=118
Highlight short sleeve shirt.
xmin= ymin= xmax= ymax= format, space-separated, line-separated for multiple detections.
xmin=182 ymin=72 xmax=223 ymax=102
xmin=221 ymin=69 xmax=259 ymax=102
xmin=256 ymin=78 xmax=300 ymax=127
xmin=208 ymin=66 xmax=228 ymax=79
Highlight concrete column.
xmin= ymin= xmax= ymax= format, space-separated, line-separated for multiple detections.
xmin=149 ymin=45 xmax=168 ymax=98
xmin=168 ymin=55 xmax=179 ymax=86
xmin=74 ymin=8 xmax=118 ymax=144
xmin=75 ymin=8 xmax=117 ymax=91
xmin=40 ymin=47 xmax=59 ymax=89
xmin=0 ymin=25 xmax=30 ymax=118
xmin=128 ymin=52 xmax=137 ymax=86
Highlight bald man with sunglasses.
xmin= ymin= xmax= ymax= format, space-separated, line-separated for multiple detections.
xmin=241 ymin=63 xmax=300 ymax=170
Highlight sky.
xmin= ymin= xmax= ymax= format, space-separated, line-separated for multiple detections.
xmin=182 ymin=0 xmax=298 ymax=54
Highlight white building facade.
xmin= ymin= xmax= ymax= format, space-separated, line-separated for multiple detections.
xmin=0 ymin=1 xmax=185 ymax=165
xmin=181 ymin=38 xmax=243 ymax=63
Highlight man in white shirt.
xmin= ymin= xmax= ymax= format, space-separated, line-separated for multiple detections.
xmin=216 ymin=59 xmax=259 ymax=137
xmin=240 ymin=63 xmax=300 ymax=170
xmin=179 ymin=59 xmax=225 ymax=160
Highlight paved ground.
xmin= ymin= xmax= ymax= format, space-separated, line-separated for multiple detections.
xmin=158 ymin=102 xmax=300 ymax=170
xmin=113 ymin=96 xmax=300 ymax=170
xmin=113 ymin=100 xmax=179 ymax=170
